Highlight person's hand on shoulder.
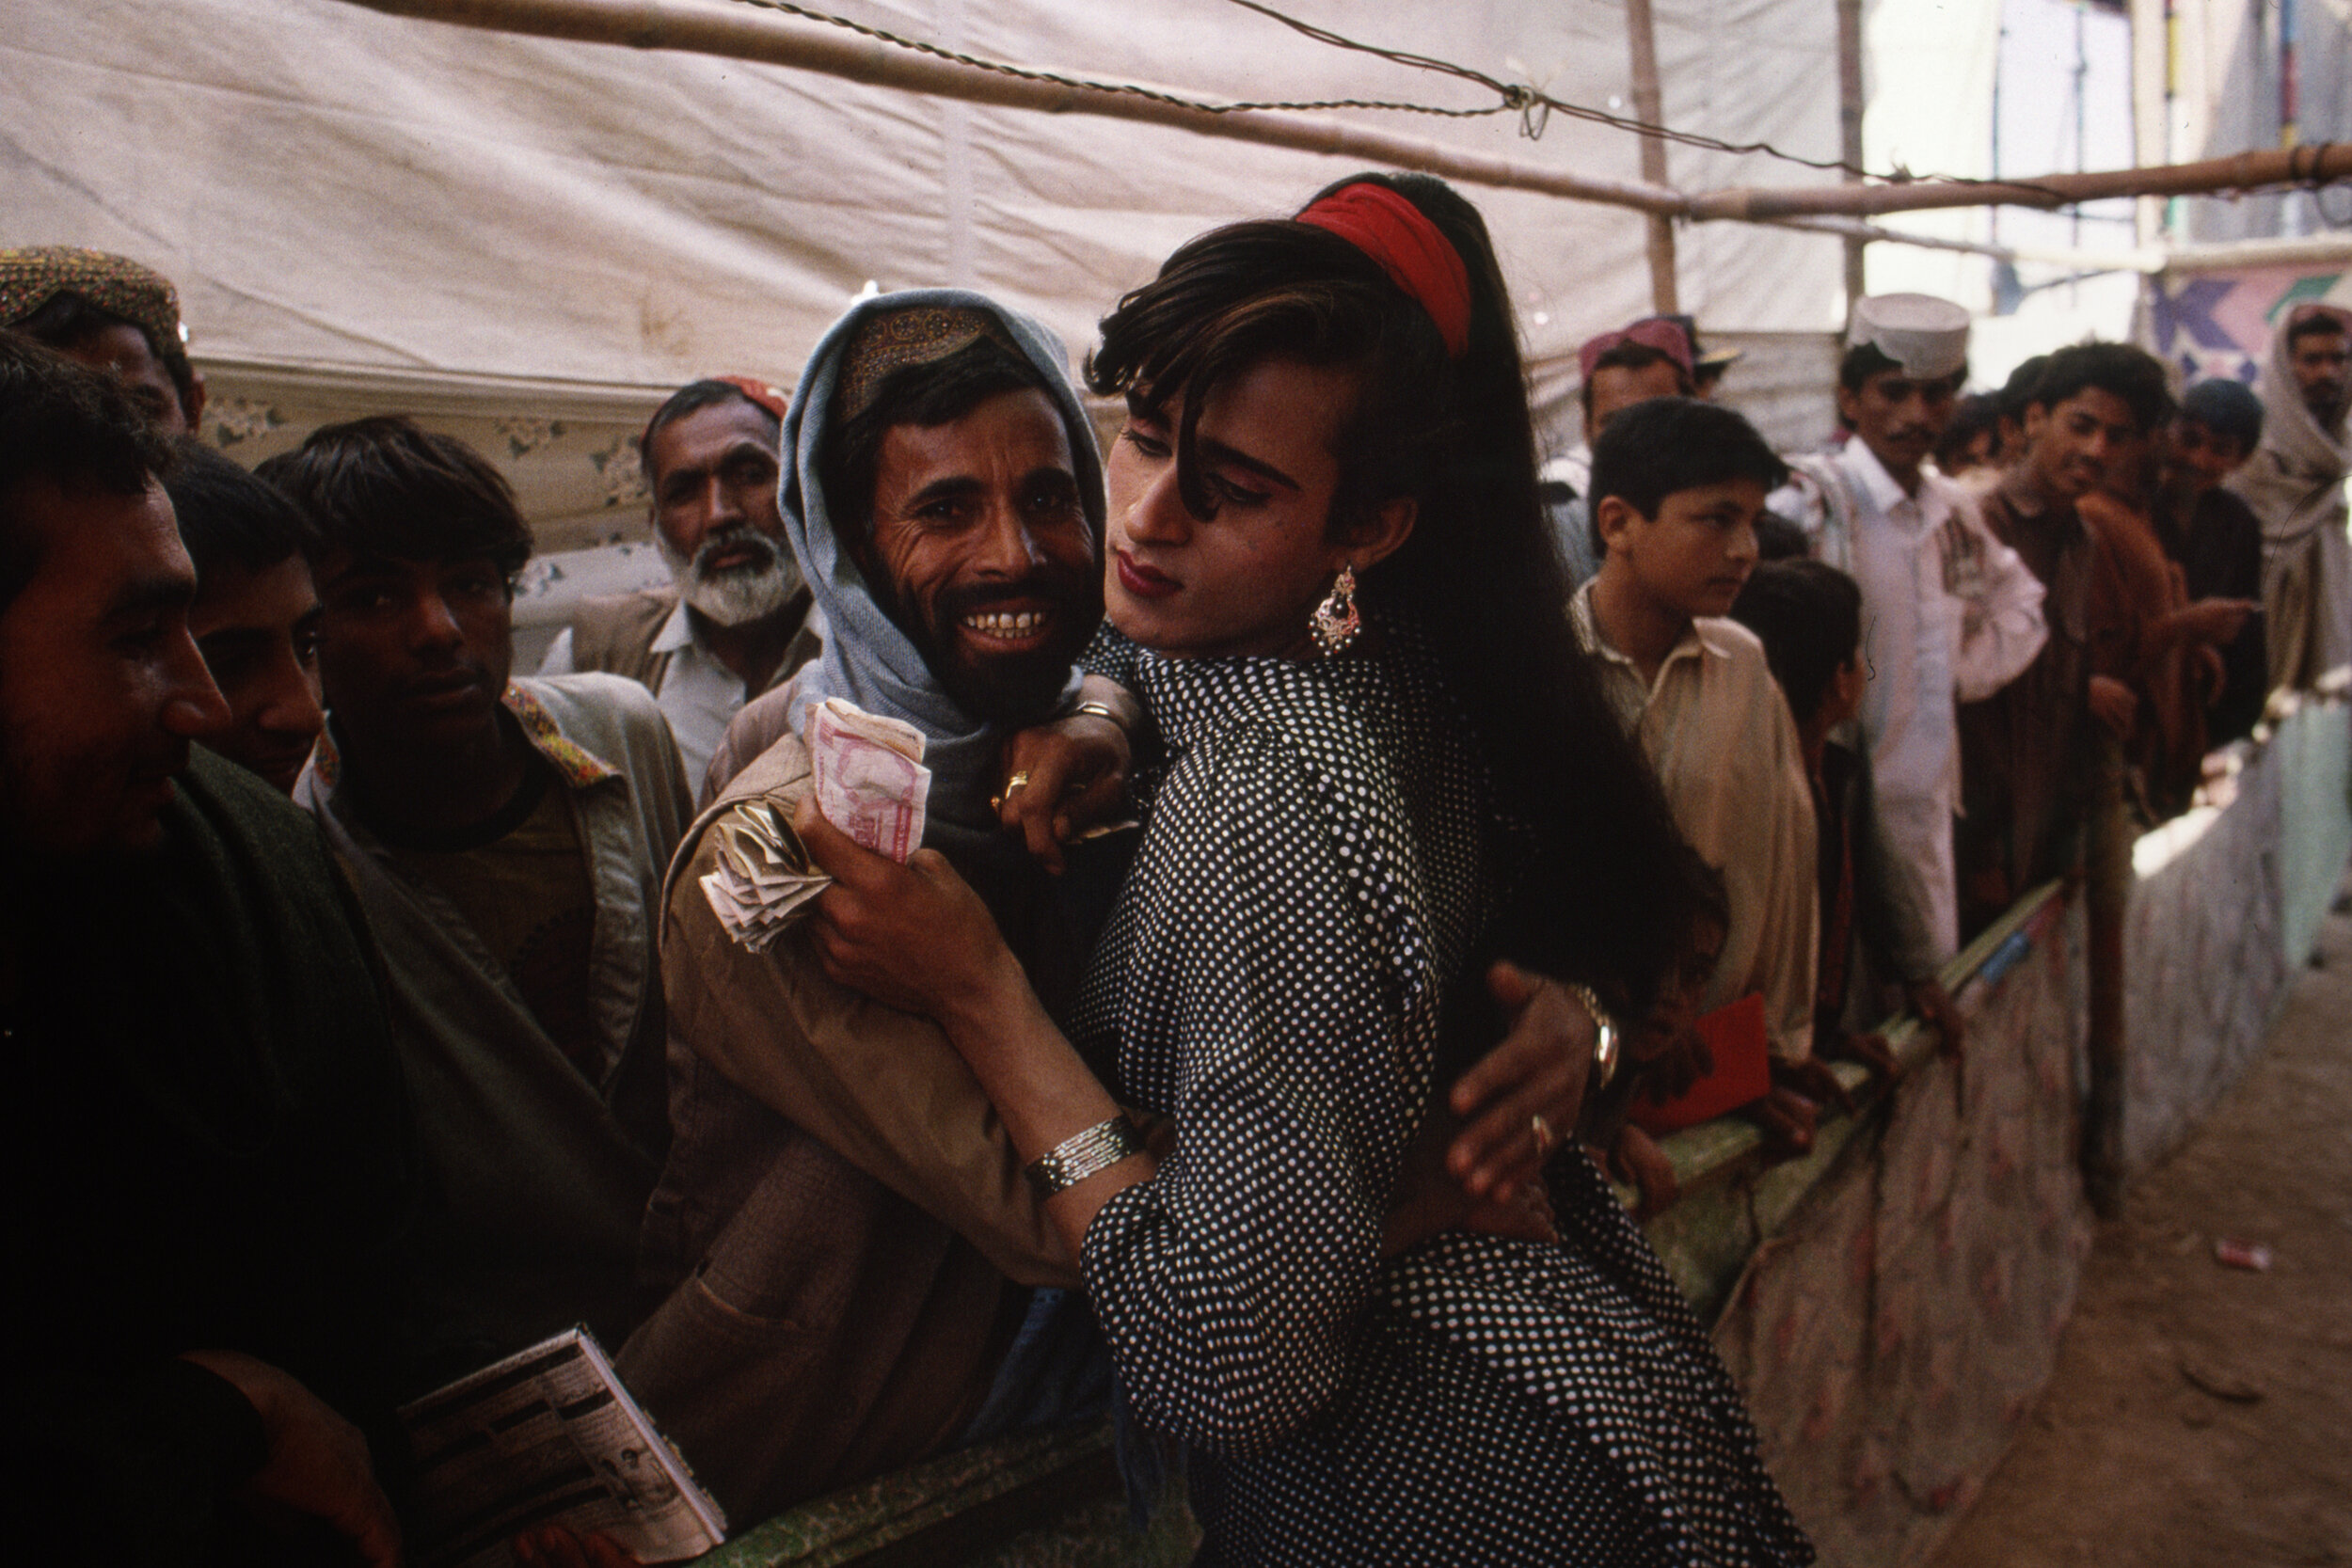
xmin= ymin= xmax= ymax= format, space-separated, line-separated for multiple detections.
xmin=177 ymin=1349 xmax=401 ymax=1568
xmin=994 ymin=677 xmax=1140 ymax=875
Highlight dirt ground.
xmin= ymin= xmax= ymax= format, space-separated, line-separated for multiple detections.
xmin=1927 ymin=879 xmax=2352 ymax=1568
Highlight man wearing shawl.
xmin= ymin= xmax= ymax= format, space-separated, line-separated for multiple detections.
xmin=617 ymin=292 xmax=1118 ymax=1527
xmin=2231 ymin=303 xmax=2352 ymax=690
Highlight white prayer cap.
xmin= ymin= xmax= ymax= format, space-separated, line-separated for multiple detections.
xmin=1847 ymin=293 xmax=1971 ymax=379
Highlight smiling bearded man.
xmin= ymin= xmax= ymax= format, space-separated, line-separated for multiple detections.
xmin=616 ymin=293 xmax=1124 ymax=1527
xmin=629 ymin=289 xmax=1614 ymax=1536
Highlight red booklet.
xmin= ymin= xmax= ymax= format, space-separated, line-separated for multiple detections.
xmin=1627 ymin=990 xmax=1771 ymax=1135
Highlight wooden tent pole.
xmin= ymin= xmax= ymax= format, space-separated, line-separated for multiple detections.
xmin=333 ymin=0 xmax=2352 ymax=233
xmin=1689 ymin=142 xmax=2352 ymax=219
xmin=1835 ymin=0 xmax=1868 ymax=307
xmin=1622 ymin=0 xmax=1680 ymax=313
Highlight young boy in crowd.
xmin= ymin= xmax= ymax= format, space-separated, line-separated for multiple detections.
xmin=266 ymin=417 xmax=693 ymax=1378
xmin=2154 ymin=379 xmax=2269 ymax=745
xmin=2080 ymin=372 xmax=2262 ymax=817
xmin=1572 ymin=397 xmax=1821 ymax=1202
xmin=165 ymin=440 xmax=327 ymax=794
xmin=1732 ymin=559 xmax=1906 ymax=1085
xmin=1957 ymin=343 xmax=2169 ymax=934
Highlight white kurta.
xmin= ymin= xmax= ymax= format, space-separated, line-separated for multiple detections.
xmin=542 ymin=600 xmax=780 ymax=789
xmin=1775 ymin=440 xmax=2047 ymax=973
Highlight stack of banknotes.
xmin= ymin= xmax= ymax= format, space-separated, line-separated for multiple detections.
xmin=699 ymin=698 xmax=931 ymax=951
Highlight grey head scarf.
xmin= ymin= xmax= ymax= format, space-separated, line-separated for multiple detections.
xmin=775 ymin=288 xmax=1103 ymax=842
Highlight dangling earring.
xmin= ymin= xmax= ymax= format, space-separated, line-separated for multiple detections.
xmin=1311 ymin=562 xmax=1360 ymax=656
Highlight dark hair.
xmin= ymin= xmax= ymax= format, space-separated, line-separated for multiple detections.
xmin=0 ymin=332 xmax=174 ymax=611
xmin=1730 ymin=558 xmax=1863 ymax=724
xmin=11 ymin=291 xmax=200 ymax=417
xmin=641 ymin=379 xmax=781 ymax=484
xmin=1996 ymin=355 xmax=2050 ymax=420
xmin=818 ymin=337 xmax=1050 ymax=541
xmin=1580 ymin=341 xmax=1693 ymax=418
xmin=1934 ymin=392 xmax=2003 ymax=473
xmin=2177 ymin=378 xmax=2265 ymax=456
xmin=259 ymin=416 xmax=531 ymax=578
xmin=1754 ymin=507 xmax=1809 ymax=561
xmin=2285 ymin=309 xmax=2349 ymax=350
xmin=1588 ymin=396 xmax=1788 ymax=543
xmin=2026 ymin=342 xmax=2173 ymax=435
xmin=163 ymin=438 xmax=315 ymax=583
xmin=1089 ymin=171 xmax=1712 ymax=1015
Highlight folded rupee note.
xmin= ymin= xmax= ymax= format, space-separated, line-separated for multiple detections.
xmin=697 ymin=800 xmax=827 ymax=952
xmin=806 ymin=697 xmax=931 ymax=863
xmin=697 ymin=698 xmax=931 ymax=952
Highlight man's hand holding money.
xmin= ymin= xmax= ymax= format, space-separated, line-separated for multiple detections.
xmin=699 ymin=698 xmax=935 ymax=951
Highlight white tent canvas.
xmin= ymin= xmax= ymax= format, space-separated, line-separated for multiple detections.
xmin=5 ymin=0 xmax=1850 ymax=622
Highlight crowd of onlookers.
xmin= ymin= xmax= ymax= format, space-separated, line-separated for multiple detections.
xmin=1544 ymin=291 xmax=2346 ymax=1198
xmin=1 ymin=234 xmax=2344 ymax=1564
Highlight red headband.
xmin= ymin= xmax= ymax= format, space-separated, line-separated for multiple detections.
xmin=1296 ymin=183 xmax=1471 ymax=358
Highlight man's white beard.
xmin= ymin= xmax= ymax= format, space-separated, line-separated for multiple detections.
xmin=662 ymin=528 xmax=801 ymax=628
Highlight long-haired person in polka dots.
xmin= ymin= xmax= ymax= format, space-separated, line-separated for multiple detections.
xmin=799 ymin=173 xmax=1813 ymax=1564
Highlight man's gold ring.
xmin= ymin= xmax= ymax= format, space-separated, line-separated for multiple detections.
xmin=992 ymin=771 xmax=1033 ymax=813
xmin=1531 ymin=1113 xmax=1555 ymax=1159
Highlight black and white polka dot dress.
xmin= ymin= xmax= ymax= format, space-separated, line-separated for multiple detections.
xmin=1072 ymin=625 xmax=1812 ymax=1566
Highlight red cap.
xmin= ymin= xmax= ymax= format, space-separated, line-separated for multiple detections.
xmin=1578 ymin=317 xmax=1694 ymax=383
xmin=714 ymin=374 xmax=788 ymax=421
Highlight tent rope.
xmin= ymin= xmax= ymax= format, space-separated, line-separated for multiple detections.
xmin=716 ymin=0 xmax=2066 ymax=200
xmin=719 ymin=0 xmax=1515 ymax=120
xmin=1223 ymin=0 xmax=2064 ymax=196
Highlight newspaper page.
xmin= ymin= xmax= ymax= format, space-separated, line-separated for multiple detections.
xmin=399 ymin=1327 xmax=725 ymax=1567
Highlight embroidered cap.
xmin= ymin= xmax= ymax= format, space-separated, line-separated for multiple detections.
xmin=831 ymin=306 xmax=1024 ymax=424
xmin=0 ymin=245 xmax=185 ymax=353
